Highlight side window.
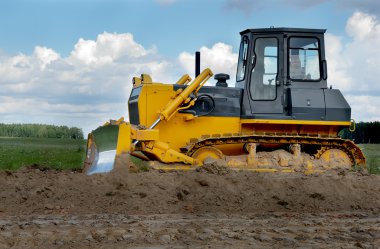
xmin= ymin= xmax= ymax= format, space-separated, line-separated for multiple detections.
xmin=236 ymin=36 xmax=249 ymax=81
xmin=250 ymin=37 xmax=278 ymax=100
xmin=289 ymin=37 xmax=320 ymax=81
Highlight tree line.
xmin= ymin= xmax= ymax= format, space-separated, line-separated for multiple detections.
xmin=339 ymin=121 xmax=380 ymax=143
xmin=0 ymin=123 xmax=84 ymax=139
xmin=1 ymin=121 xmax=377 ymax=143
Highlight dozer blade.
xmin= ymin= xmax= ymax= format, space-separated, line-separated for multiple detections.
xmin=84 ymin=124 xmax=120 ymax=175
xmin=84 ymin=121 xmax=132 ymax=175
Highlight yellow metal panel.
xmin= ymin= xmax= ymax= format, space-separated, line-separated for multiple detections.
xmin=131 ymin=129 xmax=159 ymax=141
xmin=115 ymin=117 xmax=124 ymax=125
xmin=139 ymin=83 xmax=173 ymax=127
xmin=152 ymin=165 xmax=194 ymax=171
xmin=141 ymin=74 xmax=152 ymax=84
xmin=116 ymin=122 xmax=131 ymax=155
xmin=240 ymin=119 xmax=351 ymax=126
xmin=137 ymin=83 xmax=241 ymax=153
xmin=156 ymin=115 xmax=241 ymax=152
xmin=175 ymin=74 xmax=192 ymax=85
xmin=144 ymin=141 xmax=195 ymax=164
xmin=133 ymin=77 xmax=141 ymax=88
xmin=160 ymin=69 xmax=213 ymax=121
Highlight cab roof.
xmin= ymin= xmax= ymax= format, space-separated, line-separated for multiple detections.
xmin=240 ymin=27 xmax=326 ymax=35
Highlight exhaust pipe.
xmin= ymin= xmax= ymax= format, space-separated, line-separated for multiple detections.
xmin=195 ymin=51 xmax=200 ymax=78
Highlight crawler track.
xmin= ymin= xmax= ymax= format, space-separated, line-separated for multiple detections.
xmin=184 ymin=134 xmax=366 ymax=167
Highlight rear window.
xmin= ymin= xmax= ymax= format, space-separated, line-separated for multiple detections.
xmin=288 ymin=37 xmax=320 ymax=81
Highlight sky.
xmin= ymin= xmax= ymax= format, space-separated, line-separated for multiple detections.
xmin=1 ymin=0 xmax=380 ymax=135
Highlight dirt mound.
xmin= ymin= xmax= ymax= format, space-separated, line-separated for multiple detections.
xmin=0 ymin=165 xmax=379 ymax=216
xmin=197 ymin=157 xmax=231 ymax=175
xmin=1 ymin=166 xmax=380 ymax=248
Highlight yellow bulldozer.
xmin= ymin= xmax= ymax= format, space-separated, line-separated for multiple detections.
xmin=84 ymin=27 xmax=365 ymax=174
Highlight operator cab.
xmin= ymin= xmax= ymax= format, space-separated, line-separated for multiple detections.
xmin=235 ymin=27 xmax=349 ymax=121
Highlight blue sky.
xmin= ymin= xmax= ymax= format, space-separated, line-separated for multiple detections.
xmin=1 ymin=0 xmax=380 ymax=134
xmin=0 ymin=0 xmax=360 ymax=56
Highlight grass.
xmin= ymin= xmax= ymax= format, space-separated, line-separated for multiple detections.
xmin=358 ymin=144 xmax=380 ymax=174
xmin=0 ymin=137 xmax=379 ymax=174
xmin=0 ymin=137 xmax=86 ymax=171
xmin=130 ymin=155 xmax=150 ymax=172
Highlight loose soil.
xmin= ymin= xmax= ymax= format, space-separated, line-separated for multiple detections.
xmin=0 ymin=165 xmax=380 ymax=248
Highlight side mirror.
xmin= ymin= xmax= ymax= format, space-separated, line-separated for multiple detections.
xmin=322 ymin=60 xmax=328 ymax=80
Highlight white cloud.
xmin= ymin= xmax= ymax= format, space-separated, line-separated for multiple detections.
xmin=0 ymin=32 xmax=174 ymax=134
xmin=325 ymin=34 xmax=354 ymax=90
xmin=178 ymin=43 xmax=238 ymax=86
xmin=326 ymin=11 xmax=380 ymax=121
xmin=2 ymin=10 xmax=380 ymax=135
xmin=346 ymin=11 xmax=379 ymax=40
xmin=34 ymin=46 xmax=60 ymax=70
xmin=326 ymin=11 xmax=380 ymax=93
xmin=69 ymin=32 xmax=151 ymax=66
xmin=346 ymin=95 xmax=380 ymax=121
xmin=0 ymin=36 xmax=237 ymax=134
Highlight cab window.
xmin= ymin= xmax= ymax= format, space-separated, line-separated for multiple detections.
xmin=250 ymin=37 xmax=278 ymax=100
xmin=236 ymin=36 xmax=249 ymax=81
xmin=288 ymin=37 xmax=320 ymax=81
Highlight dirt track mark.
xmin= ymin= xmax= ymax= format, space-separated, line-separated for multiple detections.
xmin=1 ymin=212 xmax=379 ymax=249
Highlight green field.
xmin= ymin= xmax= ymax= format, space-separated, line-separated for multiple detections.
xmin=358 ymin=144 xmax=380 ymax=174
xmin=0 ymin=137 xmax=379 ymax=173
xmin=0 ymin=137 xmax=86 ymax=171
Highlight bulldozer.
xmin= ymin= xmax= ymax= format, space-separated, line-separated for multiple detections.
xmin=84 ymin=27 xmax=365 ymax=175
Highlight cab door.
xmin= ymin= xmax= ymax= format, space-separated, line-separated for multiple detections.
xmin=248 ymin=36 xmax=284 ymax=114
